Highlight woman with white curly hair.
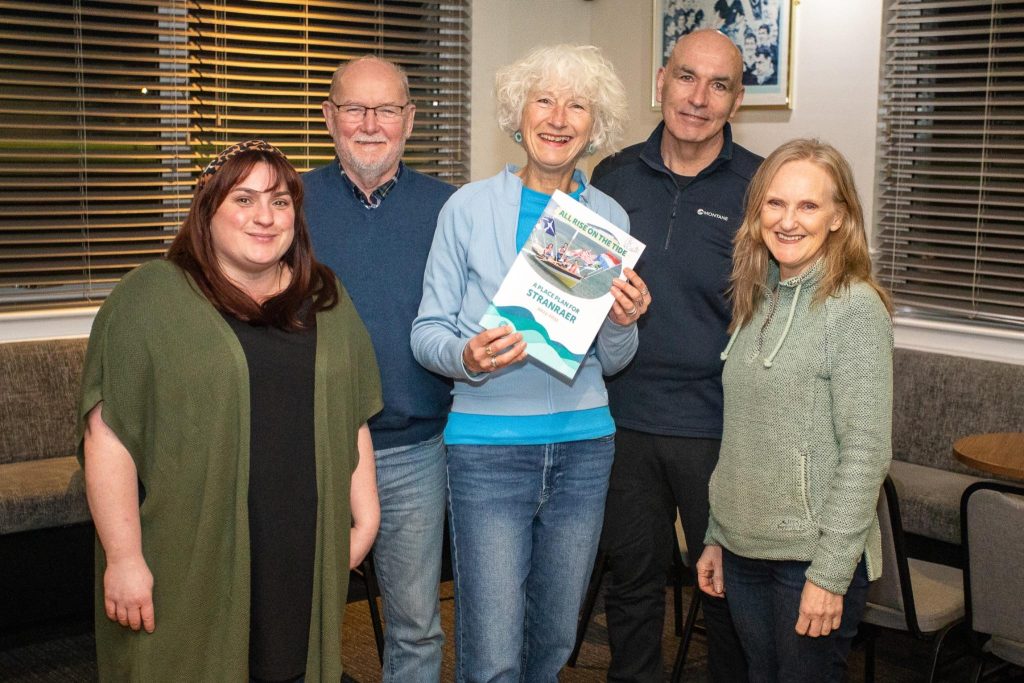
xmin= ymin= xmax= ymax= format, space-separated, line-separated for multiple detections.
xmin=411 ymin=44 xmax=650 ymax=681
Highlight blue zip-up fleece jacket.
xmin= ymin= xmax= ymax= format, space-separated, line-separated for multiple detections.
xmin=593 ymin=123 xmax=762 ymax=438
xmin=411 ymin=165 xmax=638 ymax=418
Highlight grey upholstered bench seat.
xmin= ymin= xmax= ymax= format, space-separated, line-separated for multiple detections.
xmin=887 ymin=460 xmax=992 ymax=545
xmin=0 ymin=456 xmax=89 ymax=535
xmin=890 ymin=349 xmax=1024 ymax=546
xmin=0 ymin=338 xmax=89 ymax=538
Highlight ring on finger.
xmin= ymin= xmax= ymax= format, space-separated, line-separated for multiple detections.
xmin=490 ymin=356 xmax=498 ymax=370
xmin=626 ymin=306 xmax=638 ymax=317
xmin=640 ymin=287 xmax=649 ymax=297
xmin=485 ymin=344 xmax=495 ymax=357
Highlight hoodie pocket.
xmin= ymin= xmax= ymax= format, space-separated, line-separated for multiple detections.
xmin=797 ymin=449 xmax=814 ymax=522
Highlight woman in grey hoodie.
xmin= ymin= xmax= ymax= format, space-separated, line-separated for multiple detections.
xmin=696 ymin=138 xmax=893 ymax=683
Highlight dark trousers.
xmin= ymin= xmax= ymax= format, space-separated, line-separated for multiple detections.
xmin=600 ymin=428 xmax=748 ymax=683
xmin=722 ymin=548 xmax=869 ymax=683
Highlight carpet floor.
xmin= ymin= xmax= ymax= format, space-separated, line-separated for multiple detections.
xmin=1 ymin=579 xmax=1020 ymax=682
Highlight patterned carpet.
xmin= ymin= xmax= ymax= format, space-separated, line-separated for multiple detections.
xmin=0 ymin=579 xmax=1015 ymax=682
xmin=0 ymin=620 xmax=96 ymax=683
xmin=340 ymin=580 xmax=977 ymax=683
xmin=339 ymin=581 xmax=708 ymax=682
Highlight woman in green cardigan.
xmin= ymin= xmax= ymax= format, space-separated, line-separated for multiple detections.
xmin=79 ymin=140 xmax=382 ymax=682
xmin=695 ymin=139 xmax=893 ymax=683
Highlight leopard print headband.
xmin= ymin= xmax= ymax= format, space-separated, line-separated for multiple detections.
xmin=197 ymin=139 xmax=288 ymax=190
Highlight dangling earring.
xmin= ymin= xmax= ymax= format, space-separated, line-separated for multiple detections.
xmin=513 ymin=130 xmax=523 ymax=143
xmin=586 ymin=142 xmax=597 ymax=155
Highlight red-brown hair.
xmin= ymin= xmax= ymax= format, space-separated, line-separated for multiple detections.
xmin=167 ymin=147 xmax=337 ymax=329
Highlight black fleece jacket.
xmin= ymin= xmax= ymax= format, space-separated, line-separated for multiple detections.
xmin=593 ymin=122 xmax=762 ymax=438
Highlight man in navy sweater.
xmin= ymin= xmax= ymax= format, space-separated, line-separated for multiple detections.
xmin=592 ymin=30 xmax=762 ymax=682
xmin=304 ymin=56 xmax=455 ymax=683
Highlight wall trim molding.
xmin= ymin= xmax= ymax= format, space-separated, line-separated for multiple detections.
xmin=3 ymin=310 xmax=1021 ymax=367
xmin=0 ymin=307 xmax=96 ymax=343
xmin=894 ymin=316 xmax=1024 ymax=366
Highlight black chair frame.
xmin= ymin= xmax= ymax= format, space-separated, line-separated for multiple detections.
xmin=351 ymin=547 xmax=385 ymax=665
xmin=670 ymin=584 xmax=703 ymax=682
xmin=568 ymin=525 xmax=688 ymax=668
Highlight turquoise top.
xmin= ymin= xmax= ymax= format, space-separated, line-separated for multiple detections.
xmin=445 ymin=181 xmax=613 ymax=445
xmin=412 ymin=166 xmax=635 ymax=444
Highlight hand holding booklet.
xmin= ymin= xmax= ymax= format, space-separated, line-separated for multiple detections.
xmin=479 ymin=190 xmax=645 ymax=381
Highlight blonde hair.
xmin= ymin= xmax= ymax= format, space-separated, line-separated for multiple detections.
xmin=494 ymin=44 xmax=627 ymax=156
xmin=729 ymin=138 xmax=893 ymax=331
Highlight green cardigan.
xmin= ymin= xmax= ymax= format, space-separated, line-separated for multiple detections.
xmin=707 ymin=260 xmax=893 ymax=595
xmin=78 ymin=260 xmax=382 ymax=682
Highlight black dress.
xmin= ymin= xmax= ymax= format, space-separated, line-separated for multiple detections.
xmin=223 ymin=314 xmax=317 ymax=683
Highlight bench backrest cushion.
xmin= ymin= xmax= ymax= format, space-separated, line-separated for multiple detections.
xmin=893 ymin=348 xmax=1024 ymax=476
xmin=0 ymin=338 xmax=87 ymax=465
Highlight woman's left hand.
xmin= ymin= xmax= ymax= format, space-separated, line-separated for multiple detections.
xmin=695 ymin=544 xmax=725 ymax=598
xmin=795 ymin=580 xmax=844 ymax=637
xmin=608 ymin=268 xmax=651 ymax=327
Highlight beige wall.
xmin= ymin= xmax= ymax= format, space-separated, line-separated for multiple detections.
xmin=468 ymin=0 xmax=1024 ymax=364
xmin=470 ymin=0 xmax=594 ymax=179
xmin=472 ymin=0 xmax=883 ymax=222
xmin=727 ymin=0 xmax=884 ymax=232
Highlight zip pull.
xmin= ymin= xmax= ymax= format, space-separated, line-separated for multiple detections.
xmin=663 ymin=189 xmax=680 ymax=250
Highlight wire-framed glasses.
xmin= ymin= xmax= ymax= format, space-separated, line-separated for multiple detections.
xmin=328 ymin=101 xmax=410 ymax=123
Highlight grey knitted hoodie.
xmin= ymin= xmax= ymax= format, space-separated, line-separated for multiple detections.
xmin=706 ymin=258 xmax=893 ymax=594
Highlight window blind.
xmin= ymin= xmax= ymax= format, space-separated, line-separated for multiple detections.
xmin=0 ymin=0 xmax=470 ymax=312
xmin=876 ymin=0 xmax=1024 ymax=327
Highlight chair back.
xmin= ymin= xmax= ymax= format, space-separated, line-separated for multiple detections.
xmin=961 ymin=481 xmax=1024 ymax=651
xmin=863 ymin=478 xmax=967 ymax=681
xmin=865 ymin=476 xmax=919 ymax=631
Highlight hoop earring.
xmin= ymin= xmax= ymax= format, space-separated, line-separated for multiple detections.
xmin=586 ymin=142 xmax=597 ymax=155
xmin=513 ymin=130 xmax=523 ymax=143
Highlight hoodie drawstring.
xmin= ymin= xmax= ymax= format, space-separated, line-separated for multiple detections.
xmin=719 ymin=280 xmax=804 ymax=368
xmin=720 ymin=328 xmax=740 ymax=361
xmin=763 ymin=280 xmax=802 ymax=368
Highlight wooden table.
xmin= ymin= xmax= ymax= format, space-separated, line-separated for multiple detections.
xmin=953 ymin=432 xmax=1024 ymax=480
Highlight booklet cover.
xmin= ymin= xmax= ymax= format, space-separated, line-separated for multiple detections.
xmin=480 ymin=190 xmax=645 ymax=381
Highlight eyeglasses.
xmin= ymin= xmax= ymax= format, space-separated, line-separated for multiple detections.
xmin=328 ymin=100 xmax=410 ymax=123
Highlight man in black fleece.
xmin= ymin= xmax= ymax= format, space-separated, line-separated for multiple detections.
xmin=592 ymin=29 xmax=762 ymax=683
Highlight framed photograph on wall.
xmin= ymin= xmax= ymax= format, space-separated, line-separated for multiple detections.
xmin=651 ymin=0 xmax=794 ymax=109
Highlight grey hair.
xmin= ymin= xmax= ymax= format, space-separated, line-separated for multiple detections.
xmin=494 ymin=44 xmax=627 ymax=156
xmin=329 ymin=56 xmax=411 ymax=103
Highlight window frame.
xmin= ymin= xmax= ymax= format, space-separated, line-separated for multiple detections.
xmin=874 ymin=0 xmax=1024 ymax=333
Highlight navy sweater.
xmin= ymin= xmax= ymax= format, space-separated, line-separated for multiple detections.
xmin=303 ymin=162 xmax=456 ymax=450
xmin=592 ymin=123 xmax=762 ymax=438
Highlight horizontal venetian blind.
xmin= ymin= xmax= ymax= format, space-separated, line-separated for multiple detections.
xmin=875 ymin=0 xmax=1024 ymax=327
xmin=0 ymin=0 xmax=470 ymax=312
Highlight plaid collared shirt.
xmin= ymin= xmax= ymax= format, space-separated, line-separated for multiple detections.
xmin=340 ymin=162 xmax=403 ymax=209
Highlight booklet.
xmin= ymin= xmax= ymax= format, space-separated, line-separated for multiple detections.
xmin=480 ymin=190 xmax=645 ymax=381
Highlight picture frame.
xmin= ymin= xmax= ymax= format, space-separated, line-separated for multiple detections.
xmin=651 ymin=0 xmax=794 ymax=109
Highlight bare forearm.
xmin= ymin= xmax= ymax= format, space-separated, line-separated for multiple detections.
xmin=83 ymin=403 xmax=155 ymax=632
xmin=349 ymin=423 xmax=380 ymax=569
xmin=349 ymin=525 xmax=377 ymax=570
xmin=84 ymin=404 xmax=143 ymax=563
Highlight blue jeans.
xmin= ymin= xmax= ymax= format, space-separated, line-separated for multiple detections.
xmin=446 ymin=436 xmax=615 ymax=683
xmin=722 ymin=548 xmax=869 ymax=683
xmin=373 ymin=434 xmax=447 ymax=683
